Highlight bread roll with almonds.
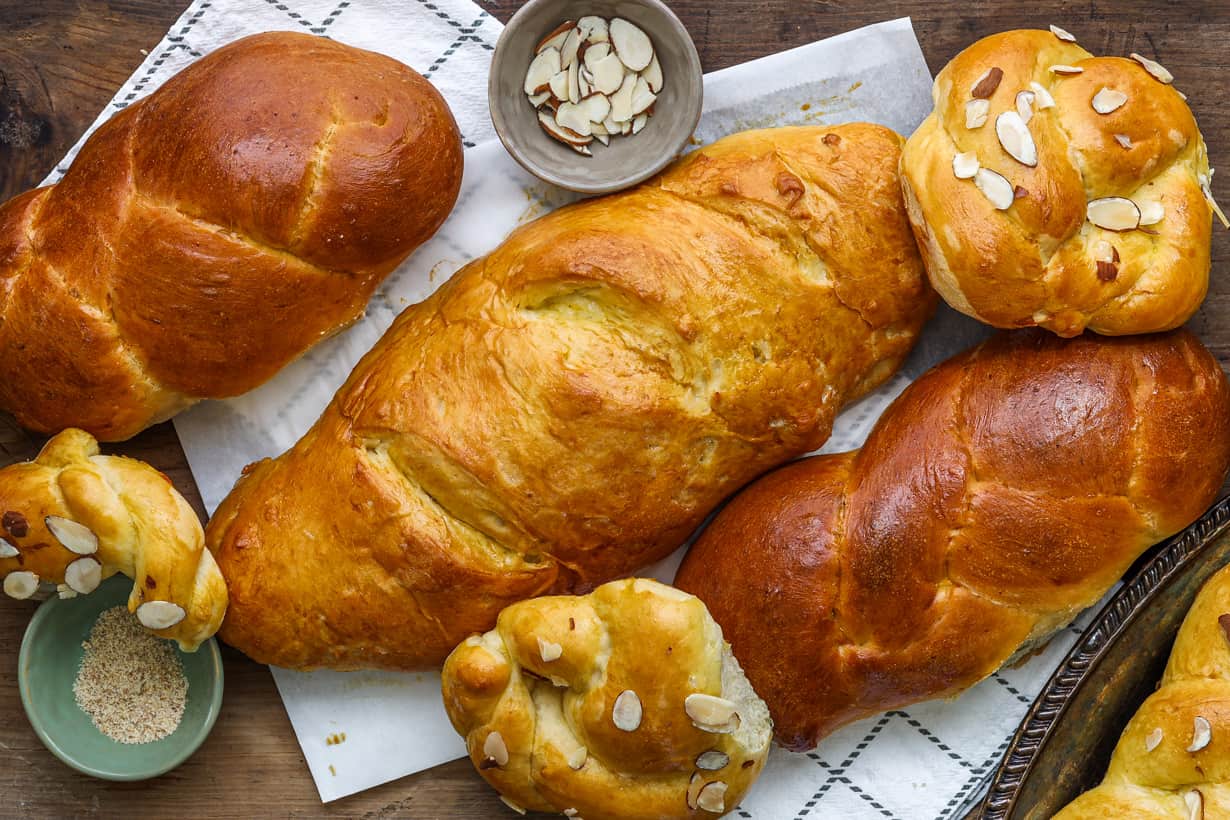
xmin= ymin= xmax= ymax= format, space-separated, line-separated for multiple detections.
xmin=206 ymin=123 xmax=935 ymax=671
xmin=0 ymin=31 xmax=463 ymax=441
xmin=0 ymin=429 xmax=225 ymax=650
xmin=901 ymin=28 xmax=1223 ymax=337
xmin=442 ymin=579 xmax=771 ymax=819
xmin=675 ymin=329 xmax=1230 ymax=751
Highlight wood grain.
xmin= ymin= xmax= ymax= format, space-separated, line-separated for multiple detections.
xmin=0 ymin=1 xmax=1228 ymax=817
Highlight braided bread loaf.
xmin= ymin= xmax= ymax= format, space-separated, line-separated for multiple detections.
xmin=0 ymin=31 xmax=463 ymax=441
xmin=206 ymin=123 xmax=935 ymax=670
xmin=442 ymin=579 xmax=771 ymax=819
xmin=675 ymin=329 xmax=1230 ymax=751
xmin=901 ymin=29 xmax=1223 ymax=337
xmin=1055 ymin=563 xmax=1230 ymax=818
xmin=0 ymin=429 xmax=225 ymax=651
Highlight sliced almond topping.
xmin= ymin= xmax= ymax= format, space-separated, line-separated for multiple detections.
xmin=1086 ymin=196 xmax=1141 ymax=231
xmin=974 ymin=168 xmax=1015 ymax=210
xmin=696 ymin=781 xmax=728 ymax=814
xmin=1139 ymin=200 xmax=1165 ymax=226
xmin=482 ymin=730 xmax=510 ymax=767
xmin=965 ymin=98 xmax=990 ymax=129
xmin=1177 ymin=89 xmax=1188 ymax=101
xmin=1188 ymin=716 xmax=1212 ymax=752
xmin=1113 ymin=133 xmax=1133 ymax=149
xmin=525 ymin=48 xmax=562 ymax=96
xmin=1131 ymin=52 xmax=1174 ymax=84
xmin=1094 ymin=240 xmax=1119 ymax=263
xmin=1030 ymin=81 xmax=1056 ymax=109
xmin=685 ymin=693 xmax=740 ymax=733
xmin=610 ymin=73 xmax=638 ymax=123
xmin=536 ymin=21 xmax=575 ymax=55
xmin=45 ymin=516 xmax=99 ymax=555
xmin=56 ymin=583 xmax=77 ymax=600
xmin=554 ymin=102 xmax=594 ymax=137
xmin=136 ymin=600 xmax=187 ymax=630
xmin=995 ymin=111 xmax=1038 ymax=166
xmin=563 ymin=810 xmax=580 ymax=819
xmin=970 ymin=67 xmax=1004 ymax=99
xmin=612 ymin=689 xmax=643 ymax=731
xmin=537 ymin=636 xmax=562 ymax=662
xmin=560 ymin=27 xmax=583 ymax=70
xmin=1186 ymin=789 xmax=1205 ymax=820
xmin=1091 ymin=87 xmax=1128 ymax=115
xmin=952 ymin=152 xmax=980 ymax=179
xmin=696 ymin=750 xmax=730 ymax=770
xmin=686 ymin=772 xmax=705 ymax=810
xmin=64 ymin=556 xmax=101 ymax=595
xmin=577 ymin=15 xmax=609 ymax=44
xmin=1049 ymin=24 xmax=1077 ymax=42
xmin=610 ymin=18 xmax=653 ymax=72
xmin=0 ymin=538 xmax=17 ymax=559
xmin=1096 ymin=260 xmax=1118 ymax=282
xmin=1200 ymin=174 xmax=1230 ymax=229
xmin=643 ymin=53 xmax=663 ymax=94
xmin=1145 ymin=727 xmax=1164 ymax=752
xmin=3 ymin=571 xmax=38 ymax=600
xmin=1049 ymin=64 xmax=1084 ymax=76
xmin=566 ymin=745 xmax=588 ymax=770
xmin=1016 ymin=90 xmax=1036 ymax=124
xmin=500 ymin=796 xmax=527 ymax=816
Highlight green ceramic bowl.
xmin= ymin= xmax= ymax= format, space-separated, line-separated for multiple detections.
xmin=18 ymin=575 xmax=223 ymax=780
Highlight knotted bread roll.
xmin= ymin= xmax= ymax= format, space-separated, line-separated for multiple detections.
xmin=0 ymin=429 xmax=225 ymax=651
xmin=0 ymin=31 xmax=463 ymax=441
xmin=442 ymin=578 xmax=771 ymax=819
xmin=676 ymin=329 xmax=1230 ymax=751
xmin=207 ymin=123 xmax=935 ymax=671
xmin=1054 ymin=561 xmax=1230 ymax=817
xmin=901 ymin=28 xmax=1224 ymax=337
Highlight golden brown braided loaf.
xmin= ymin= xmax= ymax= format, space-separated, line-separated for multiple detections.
xmin=442 ymin=579 xmax=772 ymax=819
xmin=1055 ymin=563 xmax=1230 ymax=818
xmin=0 ymin=31 xmax=463 ymax=441
xmin=676 ymin=329 xmax=1230 ymax=751
xmin=0 ymin=429 xmax=225 ymax=651
xmin=901 ymin=29 xmax=1223 ymax=337
xmin=207 ymin=123 xmax=935 ymax=671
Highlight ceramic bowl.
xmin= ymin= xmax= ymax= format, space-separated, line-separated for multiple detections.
xmin=488 ymin=0 xmax=703 ymax=195
xmin=18 ymin=574 xmax=223 ymax=780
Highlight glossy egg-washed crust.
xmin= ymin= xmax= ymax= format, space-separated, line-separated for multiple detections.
xmin=1055 ymin=563 xmax=1230 ymax=818
xmin=675 ymin=329 xmax=1230 ymax=751
xmin=206 ymin=123 xmax=936 ymax=670
xmin=0 ymin=31 xmax=463 ymax=442
xmin=442 ymin=579 xmax=771 ymax=819
xmin=901 ymin=29 xmax=1214 ymax=337
xmin=0 ymin=429 xmax=226 ymax=650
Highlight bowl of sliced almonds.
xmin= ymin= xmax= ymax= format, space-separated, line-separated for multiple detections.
xmin=489 ymin=0 xmax=703 ymax=194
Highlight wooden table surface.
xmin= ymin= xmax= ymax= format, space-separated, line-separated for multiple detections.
xmin=1 ymin=1 xmax=1228 ymax=817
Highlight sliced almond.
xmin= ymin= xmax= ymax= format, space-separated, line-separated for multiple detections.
xmin=0 ymin=538 xmax=17 ymax=559
xmin=642 ymin=53 xmax=663 ymax=93
xmin=591 ymin=54 xmax=626 ymax=96
xmin=629 ymin=77 xmax=656 ymax=117
xmin=1016 ymin=90 xmax=1036 ymax=124
xmin=602 ymin=114 xmax=620 ymax=135
xmin=560 ymin=27 xmax=583 ymax=70
xmin=1199 ymin=174 xmax=1230 ymax=229
xmin=56 ymin=583 xmax=77 ymax=600
xmin=537 ymin=636 xmax=562 ymax=662
xmin=696 ymin=750 xmax=730 ymax=770
xmin=136 ymin=600 xmax=187 ymax=630
xmin=64 ymin=556 xmax=101 ymax=595
xmin=1049 ymin=24 xmax=1077 ymax=42
xmin=610 ymin=18 xmax=653 ymax=72
xmin=612 ymin=689 xmax=643 ymax=731
xmin=3 ymin=571 xmax=38 ymax=600
xmin=554 ymin=102 xmax=594 ymax=137
xmin=578 ymin=70 xmax=593 ymax=99
xmin=583 ymin=42 xmax=611 ymax=72
xmin=591 ymin=121 xmax=608 ymax=136
xmin=1096 ymin=260 xmax=1118 ymax=282
xmin=577 ymin=15 xmax=609 ymax=44
xmin=965 ymin=98 xmax=990 ymax=129
xmin=610 ymin=73 xmax=637 ymax=122
xmin=1187 ymin=716 xmax=1212 ymax=752
xmin=632 ymin=113 xmax=649 ymax=135
xmin=1131 ymin=52 xmax=1174 ymax=84
xmin=483 ymin=730 xmax=510 ymax=767
xmin=45 ymin=516 xmax=99 ymax=555
xmin=1092 ymin=87 xmax=1128 ymax=114
xmin=974 ymin=168 xmax=1015 ymax=210
xmin=536 ymin=21 xmax=575 ymax=55
xmin=500 ymin=796 xmax=526 ymax=816
xmin=548 ymin=70 xmax=570 ymax=102
xmin=1138 ymin=200 xmax=1164 ymax=226
xmin=685 ymin=693 xmax=740 ymax=733
xmin=528 ymin=91 xmax=551 ymax=108
xmin=970 ymin=67 xmax=1004 ymax=99
xmin=621 ymin=120 xmax=632 ymax=136
xmin=525 ymin=48 xmax=562 ymax=96
xmin=1186 ymin=789 xmax=1205 ymax=820
xmin=1145 ymin=727 xmax=1164 ymax=752
xmin=686 ymin=773 xmax=705 ymax=810
xmin=1030 ymin=81 xmax=1056 ymax=109
xmin=1113 ymin=133 xmax=1133 ymax=149
xmin=1049 ymin=64 xmax=1084 ymax=76
xmin=696 ymin=781 xmax=728 ymax=814
xmin=566 ymin=745 xmax=587 ymax=770
xmin=578 ymin=93 xmax=611 ymax=125
xmin=1087 ymin=196 xmax=1141 ymax=231
xmin=594 ymin=133 xmax=610 ymax=147
xmin=995 ymin=111 xmax=1038 ymax=166
xmin=952 ymin=152 xmax=980 ymax=179
xmin=566 ymin=61 xmax=581 ymax=104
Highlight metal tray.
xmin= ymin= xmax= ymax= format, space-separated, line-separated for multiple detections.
xmin=980 ymin=494 xmax=1230 ymax=819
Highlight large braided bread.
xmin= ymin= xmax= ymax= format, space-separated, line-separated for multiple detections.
xmin=901 ymin=29 xmax=1223 ymax=337
xmin=0 ymin=32 xmax=463 ymax=441
xmin=1055 ymin=562 xmax=1230 ymax=818
xmin=0 ymin=429 xmax=226 ymax=651
xmin=675 ymin=329 xmax=1230 ymax=751
xmin=206 ymin=123 xmax=935 ymax=670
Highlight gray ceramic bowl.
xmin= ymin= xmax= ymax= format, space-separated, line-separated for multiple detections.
xmin=489 ymin=0 xmax=703 ymax=195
